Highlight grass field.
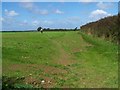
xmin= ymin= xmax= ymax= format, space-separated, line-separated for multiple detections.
xmin=2 ymin=31 xmax=118 ymax=88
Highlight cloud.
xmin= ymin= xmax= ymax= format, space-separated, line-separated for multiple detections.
xmin=38 ymin=10 xmax=48 ymax=15
xmin=0 ymin=17 xmax=4 ymax=22
xmin=32 ymin=20 xmax=39 ymax=26
xmin=20 ymin=2 xmax=48 ymax=15
xmin=19 ymin=20 xmax=28 ymax=26
xmin=2 ymin=17 xmax=34 ymax=31
xmin=54 ymin=9 xmax=64 ymax=14
xmin=97 ymin=2 xmax=113 ymax=9
xmin=31 ymin=20 xmax=54 ymax=27
xmin=43 ymin=20 xmax=53 ymax=24
xmin=45 ymin=17 xmax=81 ymax=29
xmin=21 ymin=2 xmax=34 ymax=10
xmin=2 ymin=17 xmax=14 ymax=25
xmin=90 ymin=9 xmax=111 ymax=20
xmin=20 ymin=3 xmax=64 ymax=15
xmin=5 ymin=9 xmax=19 ymax=16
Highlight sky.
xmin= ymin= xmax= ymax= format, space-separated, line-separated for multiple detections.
xmin=1 ymin=2 xmax=118 ymax=31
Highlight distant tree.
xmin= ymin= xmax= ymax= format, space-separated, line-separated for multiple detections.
xmin=37 ymin=27 xmax=43 ymax=33
xmin=74 ymin=27 xmax=77 ymax=31
xmin=37 ymin=27 xmax=42 ymax=32
xmin=43 ymin=28 xmax=46 ymax=31
xmin=47 ymin=28 xmax=50 ymax=30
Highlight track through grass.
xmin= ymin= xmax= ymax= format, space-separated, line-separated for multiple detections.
xmin=2 ymin=31 xmax=118 ymax=88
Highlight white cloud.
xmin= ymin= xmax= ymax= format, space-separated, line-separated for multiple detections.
xmin=43 ymin=20 xmax=53 ymax=24
xmin=55 ymin=9 xmax=64 ymax=14
xmin=0 ymin=17 xmax=4 ymax=22
xmin=18 ymin=19 xmax=51 ymax=28
xmin=97 ymin=2 xmax=113 ymax=9
xmin=23 ymin=20 xmax=27 ymax=23
xmin=90 ymin=9 xmax=111 ymax=20
xmin=20 ymin=2 xmax=48 ymax=15
xmin=5 ymin=9 xmax=19 ymax=17
xmin=38 ymin=10 xmax=48 ymax=15
xmin=19 ymin=20 xmax=28 ymax=26
xmin=22 ymin=2 xmax=34 ymax=10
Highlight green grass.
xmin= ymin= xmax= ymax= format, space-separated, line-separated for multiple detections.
xmin=2 ymin=31 xmax=118 ymax=88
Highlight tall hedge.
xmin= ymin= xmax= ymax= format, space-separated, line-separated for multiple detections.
xmin=81 ymin=15 xmax=119 ymax=43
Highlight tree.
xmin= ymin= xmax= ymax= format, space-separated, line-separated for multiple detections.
xmin=74 ymin=27 xmax=77 ymax=31
xmin=37 ymin=27 xmax=42 ymax=32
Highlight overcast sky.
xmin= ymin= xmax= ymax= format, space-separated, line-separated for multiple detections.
xmin=1 ymin=2 xmax=118 ymax=31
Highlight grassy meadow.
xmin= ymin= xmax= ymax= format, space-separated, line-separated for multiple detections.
xmin=2 ymin=31 xmax=118 ymax=88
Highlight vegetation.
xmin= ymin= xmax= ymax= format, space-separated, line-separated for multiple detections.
xmin=2 ymin=31 xmax=118 ymax=89
xmin=42 ymin=28 xmax=79 ymax=31
xmin=37 ymin=27 xmax=42 ymax=32
xmin=81 ymin=15 xmax=119 ymax=43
